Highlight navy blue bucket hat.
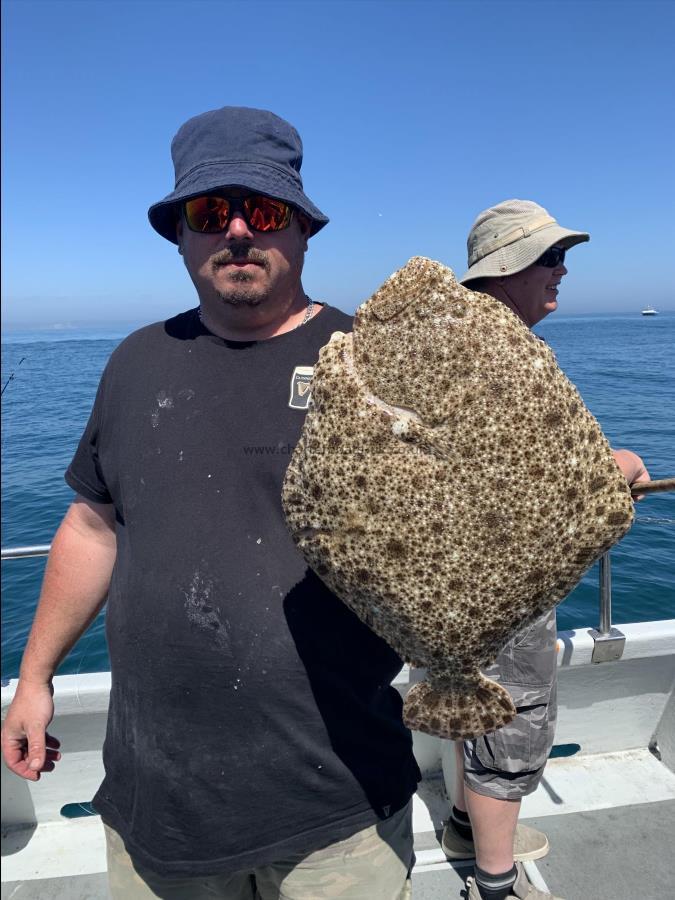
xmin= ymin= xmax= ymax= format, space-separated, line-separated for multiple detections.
xmin=148 ymin=106 xmax=329 ymax=243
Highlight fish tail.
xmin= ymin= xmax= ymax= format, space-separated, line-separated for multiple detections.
xmin=403 ymin=673 xmax=516 ymax=740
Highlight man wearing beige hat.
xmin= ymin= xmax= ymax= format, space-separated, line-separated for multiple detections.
xmin=441 ymin=200 xmax=650 ymax=900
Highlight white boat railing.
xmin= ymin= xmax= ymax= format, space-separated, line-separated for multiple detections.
xmin=0 ymin=544 xmax=628 ymax=656
xmin=2 ymin=544 xmax=52 ymax=559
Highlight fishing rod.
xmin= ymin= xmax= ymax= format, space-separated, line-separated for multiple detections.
xmin=630 ymin=478 xmax=675 ymax=496
xmin=1 ymin=357 xmax=26 ymax=396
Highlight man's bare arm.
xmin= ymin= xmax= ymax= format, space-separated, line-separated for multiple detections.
xmin=1 ymin=496 xmax=117 ymax=781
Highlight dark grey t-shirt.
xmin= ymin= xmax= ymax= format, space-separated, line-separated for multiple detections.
xmin=66 ymin=306 xmax=420 ymax=876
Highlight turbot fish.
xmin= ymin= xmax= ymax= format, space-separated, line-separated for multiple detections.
xmin=282 ymin=257 xmax=634 ymax=740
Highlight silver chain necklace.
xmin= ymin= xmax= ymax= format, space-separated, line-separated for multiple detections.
xmin=198 ymin=296 xmax=314 ymax=331
xmin=298 ymin=296 xmax=315 ymax=327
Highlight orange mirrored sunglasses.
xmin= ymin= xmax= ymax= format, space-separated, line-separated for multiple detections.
xmin=183 ymin=194 xmax=293 ymax=234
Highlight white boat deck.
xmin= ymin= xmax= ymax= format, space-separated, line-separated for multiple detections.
xmin=3 ymin=620 xmax=675 ymax=899
xmin=3 ymin=750 xmax=675 ymax=899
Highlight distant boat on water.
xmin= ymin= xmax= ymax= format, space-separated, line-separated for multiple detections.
xmin=641 ymin=306 xmax=658 ymax=316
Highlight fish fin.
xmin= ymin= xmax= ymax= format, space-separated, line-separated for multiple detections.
xmin=402 ymin=674 xmax=516 ymax=740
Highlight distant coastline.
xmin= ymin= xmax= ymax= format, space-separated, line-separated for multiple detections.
xmin=3 ymin=309 xmax=674 ymax=344
xmin=2 ymin=328 xmax=135 ymax=345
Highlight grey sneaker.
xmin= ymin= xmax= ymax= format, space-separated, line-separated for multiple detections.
xmin=466 ymin=862 xmax=564 ymax=900
xmin=442 ymin=819 xmax=549 ymax=861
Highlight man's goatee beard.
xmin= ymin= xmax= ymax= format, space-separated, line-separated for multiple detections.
xmin=216 ymin=286 xmax=266 ymax=308
xmin=211 ymin=244 xmax=271 ymax=307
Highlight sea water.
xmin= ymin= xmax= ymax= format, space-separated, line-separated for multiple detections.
xmin=2 ymin=314 xmax=674 ymax=678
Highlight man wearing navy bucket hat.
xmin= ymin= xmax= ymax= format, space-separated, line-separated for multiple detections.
xmin=148 ymin=107 xmax=332 ymax=342
xmin=2 ymin=107 xmax=420 ymax=898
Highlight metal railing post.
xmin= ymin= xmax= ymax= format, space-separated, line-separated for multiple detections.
xmin=598 ymin=552 xmax=612 ymax=636
xmin=589 ymin=551 xmax=625 ymax=662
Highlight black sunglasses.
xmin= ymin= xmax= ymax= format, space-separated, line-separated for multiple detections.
xmin=535 ymin=246 xmax=566 ymax=268
xmin=183 ymin=194 xmax=294 ymax=234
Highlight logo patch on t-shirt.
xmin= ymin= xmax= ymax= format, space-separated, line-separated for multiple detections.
xmin=289 ymin=366 xmax=314 ymax=409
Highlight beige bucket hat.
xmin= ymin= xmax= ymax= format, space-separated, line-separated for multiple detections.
xmin=459 ymin=199 xmax=589 ymax=285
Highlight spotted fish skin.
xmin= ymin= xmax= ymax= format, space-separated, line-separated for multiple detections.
xmin=282 ymin=257 xmax=634 ymax=740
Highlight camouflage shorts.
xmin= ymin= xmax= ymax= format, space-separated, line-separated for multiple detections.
xmin=105 ymin=801 xmax=413 ymax=899
xmin=462 ymin=609 xmax=558 ymax=800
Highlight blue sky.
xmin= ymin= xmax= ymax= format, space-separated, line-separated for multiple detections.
xmin=2 ymin=0 xmax=674 ymax=329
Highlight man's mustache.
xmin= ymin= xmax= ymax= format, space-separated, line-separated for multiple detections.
xmin=211 ymin=245 xmax=270 ymax=272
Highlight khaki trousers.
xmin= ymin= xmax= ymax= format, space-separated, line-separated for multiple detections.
xmin=105 ymin=803 xmax=413 ymax=900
